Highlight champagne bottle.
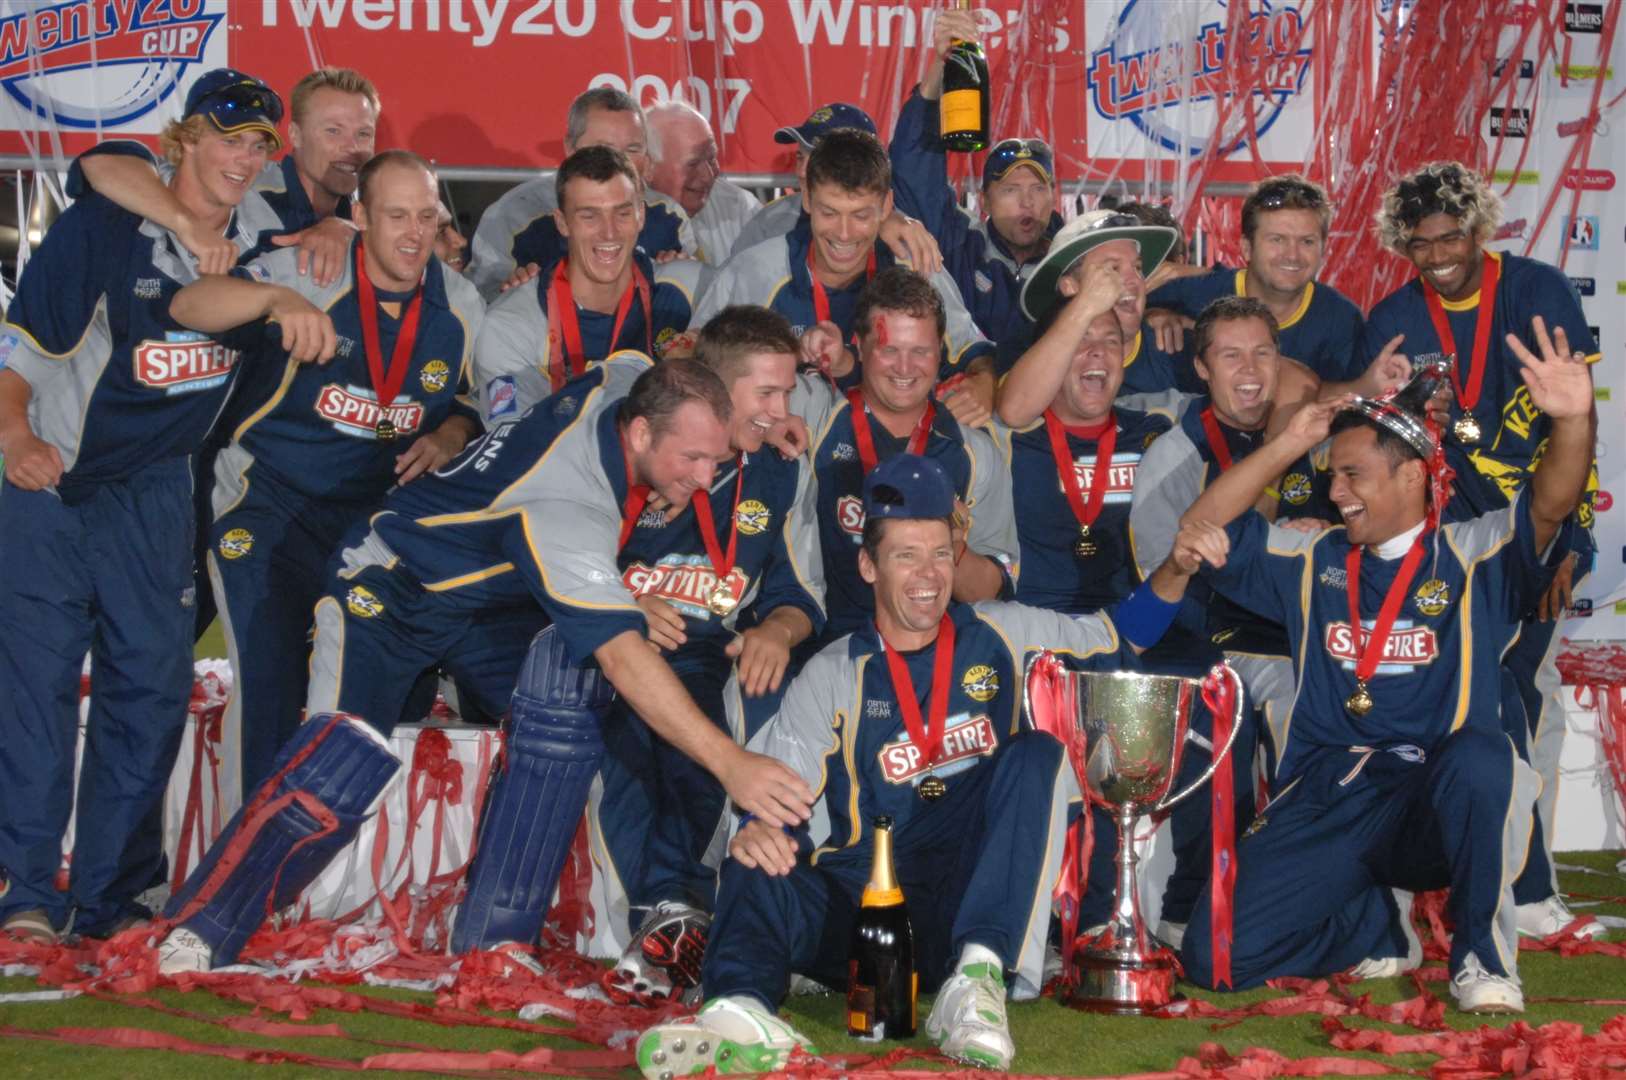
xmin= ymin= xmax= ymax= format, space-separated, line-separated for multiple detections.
xmin=938 ymin=0 xmax=990 ymax=152
xmin=847 ymin=815 xmax=916 ymax=1040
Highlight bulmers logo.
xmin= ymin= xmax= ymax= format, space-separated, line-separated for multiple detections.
xmin=1488 ymin=106 xmax=1531 ymax=138
xmin=1088 ymin=1 xmax=1312 ymax=156
xmin=0 ymin=1 xmax=225 ymax=130
xmin=1565 ymin=2 xmax=1604 ymax=33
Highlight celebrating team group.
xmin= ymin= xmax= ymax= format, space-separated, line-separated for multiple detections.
xmin=0 ymin=10 xmax=1605 ymax=1076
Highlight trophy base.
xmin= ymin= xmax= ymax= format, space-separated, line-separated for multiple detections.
xmin=1067 ymin=951 xmax=1181 ymax=1015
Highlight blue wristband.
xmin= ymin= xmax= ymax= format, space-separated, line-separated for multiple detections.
xmin=1113 ymin=583 xmax=1182 ymax=650
xmin=737 ymin=812 xmax=796 ymax=837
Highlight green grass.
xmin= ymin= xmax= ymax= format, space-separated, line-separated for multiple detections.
xmin=4 ymin=853 xmax=1624 ymax=1077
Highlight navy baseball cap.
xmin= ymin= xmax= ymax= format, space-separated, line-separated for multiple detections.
xmin=774 ymin=103 xmax=877 ymax=149
xmin=864 ymin=454 xmax=956 ymax=522
xmin=183 ymin=68 xmax=283 ymax=150
xmin=982 ymin=137 xmax=1054 ymax=188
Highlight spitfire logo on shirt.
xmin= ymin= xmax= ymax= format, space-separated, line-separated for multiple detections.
xmin=878 ymin=712 xmax=997 ymax=784
xmin=316 ymin=384 xmax=424 ymax=439
xmin=133 ymin=333 xmax=237 ymax=395
xmin=1325 ymin=619 xmax=1438 ymax=670
xmin=1068 ymin=453 xmax=1139 ymax=505
xmin=837 ymin=494 xmax=866 ymax=538
xmin=623 ymin=556 xmax=750 ymax=619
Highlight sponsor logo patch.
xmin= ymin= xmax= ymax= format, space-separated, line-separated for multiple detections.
xmin=419 ymin=359 xmax=450 ymax=393
xmin=831 ymin=442 xmax=857 ymax=463
xmin=1565 ymin=2 xmax=1604 ymax=32
xmin=487 ymin=375 xmax=518 ymax=416
xmin=1319 ymin=566 xmax=1347 ymax=589
xmin=623 ymin=557 xmax=750 ymax=620
xmin=1324 ymin=620 xmax=1438 ymax=667
xmin=961 ymin=664 xmax=999 ymax=703
xmin=837 ymin=493 xmax=866 ymax=538
xmin=346 ymin=585 xmax=384 ymax=619
xmin=973 ymin=270 xmax=993 ymax=294
xmin=736 ymin=498 xmax=771 ymax=536
xmin=133 ymin=277 xmax=165 ymax=300
xmin=877 ymin=712 xmax=998 ymax=785
xmin=218 ymin=528 xmax=254 ymax=560
xmin=866 ymin=699 xmax=893 ymax=719
xmin=316 ymin=384 xmax=424 ymax=439
xmin=1067 ymin=452 xmax=1139 ymax=505
xmin=1413 ymin=579 xmax=1450 ymax=617
xmin=1488 ymin=106 xmax=1530 ymax=138
xmin=133 ymin=334 xmax=236 ymax=395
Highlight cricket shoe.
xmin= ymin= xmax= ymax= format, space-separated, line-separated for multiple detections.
xmin=1449 ymin=952 xmax=1524 ymax=1015
xmin=607 ymin=901 xmax=710 ymax=1003
xmin=1517 ymin=895 xmax=1606 ymax=940
xmin=157 ymin=927 xmax=214 ymax=975
xmin=926 ymin=961 xmax=1015 ymax=1070
xmin=635 ymin=994 xmax=816 ymax=1079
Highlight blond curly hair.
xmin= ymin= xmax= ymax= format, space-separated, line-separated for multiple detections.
xmin=1376 ymin=162 xmax=1503 ymax=254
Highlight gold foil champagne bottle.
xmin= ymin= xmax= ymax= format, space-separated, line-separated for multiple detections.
xmin=846 ymin=816 xmax=917 ymax=1039
xmin=939 ymin=0 xmax=990 ymax=152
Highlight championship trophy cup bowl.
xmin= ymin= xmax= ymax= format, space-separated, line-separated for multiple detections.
xmin=1024 ymin=658 xmax=1243 ymax=1015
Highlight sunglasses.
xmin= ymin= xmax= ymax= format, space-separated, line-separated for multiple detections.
xmin=199 ymin=82 xmax=284 ymax=125
xmin=987 ymin=138 xmax=1051 ymax=170
xmin=1253 ymin=182 xmax=1325 ymax=210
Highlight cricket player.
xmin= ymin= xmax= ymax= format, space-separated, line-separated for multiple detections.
xmin=1178 ymin=316 xmax=1593 ymax=1014
xmin=634 ymin=453 xmax=1228 ymax=1075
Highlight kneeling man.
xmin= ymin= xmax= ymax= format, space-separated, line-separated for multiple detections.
xmin=637 ymin=453 xmax=1226 ymax=1074
xmin=1177 ymin=319 xmax=1594 ymax=1014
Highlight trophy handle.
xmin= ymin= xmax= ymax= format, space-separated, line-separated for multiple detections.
xmin=1153 ymin=662 xmax=1244 ymax=814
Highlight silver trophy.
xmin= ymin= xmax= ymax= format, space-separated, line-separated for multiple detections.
xmin=1025 ymin=658 xmax=1243 ymax=1014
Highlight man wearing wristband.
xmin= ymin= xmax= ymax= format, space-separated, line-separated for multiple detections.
xmin=634 ymin=453 xmax=1226 ymax=1076
xmin=1176 ymin=317 xmax=1593 ymax=1014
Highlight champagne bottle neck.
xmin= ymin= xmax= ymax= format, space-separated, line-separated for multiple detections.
xmin=862 ymin=825 xmax=904 ymax=907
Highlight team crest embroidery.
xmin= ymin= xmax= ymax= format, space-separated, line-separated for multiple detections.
xmin=1143 ymin=432 xmax=1159 ymax=450
xmin=653 ymin=326 xmax=679 ymax=358
xmin=346 ymin=586 xmax=384 ymax=619
xmin=807 ymin=106 xmax=834 ymax=124
xmin=218 ymin=528 xmax=254 ymax=560
xmin=419 ymin=360 xmax=450 ymax=393
xmin=961 ymin=665 xmax=999 ymax=703
xmin=554 ymin=395 xmax=579 ymax=417
xmin=736 ymin=499 xmax=771 ymax=536
xmin=1414 ymin=579 xmax=1450 ymax=617
xmin=1280 ymin=472 xmax=1312 ymax=506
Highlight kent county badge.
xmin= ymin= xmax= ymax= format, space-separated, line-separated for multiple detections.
xmin=218 ymin=528 xmax=254 ymax=560
xmin=961 ymin=664 xmax=999 ymax=703
xmin=1281 ymin=472 xmax=1312 ymax=506
xmin=1414 ymin=579 xmax=1450 ymax=617
xmin=346 ymin=585 xmax=385 ymax=619
xmin=735 ymin=499 xmax=771 ymax=536
xmin=419 ymin=359 xmax=450 ymax=393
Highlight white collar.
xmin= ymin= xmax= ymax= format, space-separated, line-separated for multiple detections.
xmin=1371 ymin=520 xmax=1425 ymax=560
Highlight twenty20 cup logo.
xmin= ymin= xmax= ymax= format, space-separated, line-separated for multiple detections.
xmin=0 ymin=1 xmax=224 ymax=130
xmin=1088 ymin=0 xmax=1313 ymax=156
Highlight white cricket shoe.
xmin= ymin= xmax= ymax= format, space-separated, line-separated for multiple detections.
xmin=926 ymin=961 xmax=1014 ymax=1070
xmin=635 ymin=995 xmax=816 ymax=1079
xmin=157 ymin=927 xmax=213 ymax=975
xmin=1517 ymin=895 xmax=1606 ymax=940
xmin=1449 ymin=952 xmax=1524 ymax=1014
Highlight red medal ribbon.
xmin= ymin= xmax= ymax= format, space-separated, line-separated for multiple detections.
xmin=1345 ymin=535 xmax=1429 ymax=693
xmin=1042 ymin=409 xmax=1118 ymax=535
xmin=807 ymin=241 xmax=877 ymax=327
xmin=1199 ymin=406 xmax=1233 ymax=472
xmin=847 ymin=389 xmax=935 ymax=475
xmin=1420 ymin=251 xmax=1500 ymax=415
xmin=616 ymin=440 xmax=652 ymax=552
xmin=688 ymin=456 xmax=744 ymax=590
xmin=879 ymin=613 xmax=958 ymax=777
xmin=353 ymin=242 xmax=424 ymax=424
xmin=546 ymin=260 xmax=653 ymax=389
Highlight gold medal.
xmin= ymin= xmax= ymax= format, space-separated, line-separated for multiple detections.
xmin=1452 ymin=414 xmax=1481 ymax=445
xmin=707 ymin=579 xmax=738 ymax=617
xmin=375 ymin=417 xmax=397 ymax=442
xmin=918 ymin=774 xmax=947 ymax=801
xmin=1346 ymin=680 xmax=1374 ymax=717
xmin=1074 ymin=523 xmax=1097 ymax=559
